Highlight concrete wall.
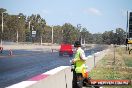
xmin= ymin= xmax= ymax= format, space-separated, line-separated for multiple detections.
xmin=27 ymin=66 xmax=72 ymax=88
xmin=7 ymin=66 xmax=72 ymax=88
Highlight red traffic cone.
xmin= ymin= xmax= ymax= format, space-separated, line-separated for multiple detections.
xmin=0 ymin=47 xmax=3 ymax=53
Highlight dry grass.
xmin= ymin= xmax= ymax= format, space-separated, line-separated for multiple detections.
xmin=89 ymin=46 xmax=132 ymax=88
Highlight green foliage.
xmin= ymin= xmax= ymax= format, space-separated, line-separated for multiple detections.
xmin=62 ymin=23 xmax=78 ymax=44
xmin=0 ymin=8 xmax=126 ymax=44
xmin=102 ymin=28 xmax=126 ymax=44
xmin=53 ymin=25 xmax=63 ymax=43
xmin=102 ymin=30 xmax=115 ymax=44
xmin=93 ymin=33 xmax=103 ymax=44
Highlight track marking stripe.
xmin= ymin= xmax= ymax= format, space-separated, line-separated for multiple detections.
xmin=28 ymin=74 xmax=49 ymax=81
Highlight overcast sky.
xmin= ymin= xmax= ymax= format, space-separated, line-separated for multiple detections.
xmin=0 ymin=0 xmax=132 ymax=33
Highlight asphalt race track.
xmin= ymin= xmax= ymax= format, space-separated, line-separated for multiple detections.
xmin=0 ymin=46 xmax=106 ymax=88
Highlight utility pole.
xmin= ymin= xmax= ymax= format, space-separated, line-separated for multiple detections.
xmin=52 ymin=26 xmax=54 ymax=44
xmin=31 ymin=25 xmax=34 ymax=43
xmin=112 ymin=44 xmax=116 ymax=71
xmin=41 ymin=36 xmax=42 ymax=45
xmin=16 ymin=16 xmax=21 ymax=43
xmin=62 ymin=29 xmax=63 ymax=43
xmin=81 ymin=36 xmax=82 ymax=45
xmin=113 ymin=45 xmax=115 ymax=65
xmin=2 ymin=13 xmax=3 ymax=33
xmin=29 ymin=21 xmax=31 ymax=30
xmin=77 ymin=24 xmax=82 ymax=44
xmin=84 ymin=38 xmax=85 ymax=45
xmin=1 ymin=12 xmax=4 ymax=47
xmin=16 ymin=30 xmax=18 ymax=43
xmin=126 ymin=11 xmax=128 ymax=50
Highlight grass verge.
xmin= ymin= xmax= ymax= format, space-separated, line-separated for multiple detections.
xmin=89 ymin=46 xmax=132 ymax=88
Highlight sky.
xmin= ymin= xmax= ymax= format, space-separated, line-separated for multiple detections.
xmin=0 ymin=0 xmax=132 ymax=33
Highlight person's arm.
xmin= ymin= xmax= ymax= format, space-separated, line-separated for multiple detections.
xmin=72 ymin=57 xmax=79 ymax=63
xmin=80 ymin=50 xmax=87 ymax=60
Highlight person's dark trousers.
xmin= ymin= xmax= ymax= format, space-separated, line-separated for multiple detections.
xmin=72 ymin=71 xmax=83 ymax=88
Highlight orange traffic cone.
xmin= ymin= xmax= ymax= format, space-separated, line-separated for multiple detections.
xmin=0 ymin=47 xmax=3 ymax=53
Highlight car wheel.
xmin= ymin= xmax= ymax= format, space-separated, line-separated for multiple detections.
xmin=69 ymin=54 xmax=73 ymax=57
xmin=59 ymin=52 xmax=63 ymax=56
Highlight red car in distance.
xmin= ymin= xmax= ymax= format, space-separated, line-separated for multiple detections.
xmin=59 ymin=43 xmax=73 ymax=57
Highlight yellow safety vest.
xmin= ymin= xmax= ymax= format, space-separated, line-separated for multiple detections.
xmin=74 ymin=48 xmax=86 ymax=73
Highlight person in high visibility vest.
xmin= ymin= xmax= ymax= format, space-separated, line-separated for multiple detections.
xmin=72 ymin=41 xmax=88 ymax=88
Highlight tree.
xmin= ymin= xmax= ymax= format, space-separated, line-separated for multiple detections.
xmin=102 ymin=29 xmax=125 ymax=45
xmin=115 ymin=28 xmax=126 ymax=45
xmin=102 ymin=30 xmax=115 ymax=44
xmin=62 ymin=23 xmax=78 ymax=44
xmin=26 ymin=14 xmax=46 ymax=42
xmin=0 ymin=8 xmax=127 ymax=45
xmin=18 ymin=13 xmax=26 ymax=42
xmin=93 ymin=33 xmax=103 ymax=44
xmin=80 ymin=28 xmax=94 ymax=44
xmin=53 ymin=25 xmax=62 ymax=44
xmin=0 ymin=8 xmax=7 ymax=41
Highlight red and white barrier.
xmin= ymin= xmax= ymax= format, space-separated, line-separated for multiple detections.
xmin=7 ymin=66 xmax=72 ymax=88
